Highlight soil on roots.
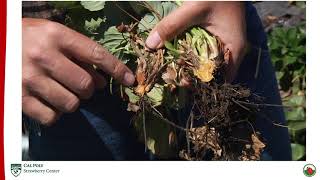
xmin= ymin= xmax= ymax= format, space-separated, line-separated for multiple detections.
xmin=179 ymin=82 xmax=265 ymax=160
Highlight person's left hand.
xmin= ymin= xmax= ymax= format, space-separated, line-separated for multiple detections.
xmin=145 ymin=1 xmax=247 ymax=82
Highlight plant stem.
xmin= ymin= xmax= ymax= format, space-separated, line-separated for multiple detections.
xmin=142 ymin=100 xmax=147 ymax=152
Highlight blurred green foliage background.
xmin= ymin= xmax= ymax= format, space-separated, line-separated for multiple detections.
xmin=264 ymin=1 xmax=306 ymax=160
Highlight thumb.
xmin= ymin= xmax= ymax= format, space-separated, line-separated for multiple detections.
xmin=145 ymin=4 xmax=204 ymax=49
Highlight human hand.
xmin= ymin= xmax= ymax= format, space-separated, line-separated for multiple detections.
xmin=22 ymin=18 xmax=135 ymax=125
xmin=145 ymin=1 xmax=247 ymax=82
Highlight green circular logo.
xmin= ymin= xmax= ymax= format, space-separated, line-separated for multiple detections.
xmin=303 ymin=164 xmax=316 ymax=177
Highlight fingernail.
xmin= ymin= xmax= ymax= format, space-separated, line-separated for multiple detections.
xmin=146 ymin=31 xmax=162 ymax=49
xmin=124 ymin=72 xmax=135 ymax=86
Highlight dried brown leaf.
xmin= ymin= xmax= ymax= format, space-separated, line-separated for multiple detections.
xmin=251 ymin=134 xmax=265 ymax=157
xmin=162 ymin=65 xmax=177 ymax=85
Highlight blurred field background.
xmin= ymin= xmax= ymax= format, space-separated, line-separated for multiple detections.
xmin=254 ymin=1 xmax=306 ymax=160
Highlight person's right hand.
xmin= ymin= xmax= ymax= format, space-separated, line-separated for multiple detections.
xmin=146 ymin=2 xmax=247 ymax=83
xmin=23 ymin=18 xmax=135 ymax=125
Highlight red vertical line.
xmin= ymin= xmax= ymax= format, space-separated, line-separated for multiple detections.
xmin=0 ymin=0 xmax=7 ymax=179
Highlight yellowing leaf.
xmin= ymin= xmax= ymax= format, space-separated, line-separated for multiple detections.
xmin=147 ymin=138 xmax=156 ymax=154
xmin=124 ymin=88 xmax=140 ymax=104
xmin=194 ymin=60 xmax=216 ymax=82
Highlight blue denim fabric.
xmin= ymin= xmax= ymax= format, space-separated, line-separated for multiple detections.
xmin=27 ymin=2 xmax=291 ymax=161
xmin=233 ymin=2 xmax=291 ymax=160
xmin=27 ymin=91 xmax=147 ymax=160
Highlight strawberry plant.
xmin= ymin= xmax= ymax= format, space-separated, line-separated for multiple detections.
xmin=268 ymin=22 xmax=306 ymax=160
xmin=51 ymin=1 xmax=269 ymax=160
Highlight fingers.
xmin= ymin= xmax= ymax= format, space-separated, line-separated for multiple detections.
xmin=22 ymin=18 xmax=112 ymax=126
xmin=79 ymin=63 xmax=107 ymax=89
xmin=58 ymin=27 xmax=135 ymax=86
xmin=22 ymin=90 xmax=61 ymax=125
xmin=36 ymin=51 xmax=97 ymax=99
xmin=23 ymin=74 xmax=80 ymax=113
xmin=145 ymin=3 xmax=207 ymax=49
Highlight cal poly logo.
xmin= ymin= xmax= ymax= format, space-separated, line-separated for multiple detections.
xmin=11 ymin=164 xmax=22 ymax=177
xmin=303 ymin=164 xmax=316 ymax=177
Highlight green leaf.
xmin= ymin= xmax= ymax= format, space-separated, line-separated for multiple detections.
xmin=146 ymin=84 xmax=164 ymax=107
xmin=186 ymin=32 xmax=192 ymax=44
xmin=284 ymin=94 xmax=305 ymax=121
xmin=287 ymin=95 xmax=305 ymax=106
xmin=138 ymin=1 xmax=178 ymax=32
xmin=288 ymin=121 xmax=305 ymax=144
xmin=285 ymin=107 xmax=305 ymax=121
xmin=138 ymin=13 xmax=159 ymax=31
xmin=288 ymin=121 xmax=306 ymax=132
xmin=294 ymin=45 xmax=306 ymax=55
xmin=175 ymin=1 xmax=183 ymax=6
xmin=281 ymin=47 xmax=288 ymax=55
xmin=64 ymin=4 xmax=106 ymax=34
xmin=287 ymin=28 xmax=297 ymax=43
xmin=133 ymin=110 xmax=176 ymax=158
xmin=102 ymin=26 xmax=129 ymax=43
xmin=283 ymin=55 xmax=296 ymax=66
xmin=84 ymin=17 xmax=106 ymax=33
xmin=80 ymin=1 xmax=105 ymax=11
xmin=164 ymin=41 xmax=183 ymax=56
xmin=124 ymin=88 xmax=140 ymax=104
xmin=145 ymin=1 xmax=163 ymax=14
xmin=161 ymin=2 xmax=178 ymax=17
xmin=276 ymin=71 xmax=284 ymax=80
xmin=291 ymin=143 xmax=305 ymax=160
xmin=143 ymin=1 xmax=177 ymax=18
xmin=273 ymin=27 xmax=285 ymax=39
xmin=101 ymin=26 xmax=130 ymax=62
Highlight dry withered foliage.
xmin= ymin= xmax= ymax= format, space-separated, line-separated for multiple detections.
xmin=127 ymin=31 xmax=165 ymax=96
xmin=177 ymin=81 xmax=266 ymax=160
xmin=118 ymin=22 xmax=265 ymax=161
xmin=188 ymin=126 xmax=222 ymax=159
xmin=135 ymin=48 xmax=164 ymax=96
